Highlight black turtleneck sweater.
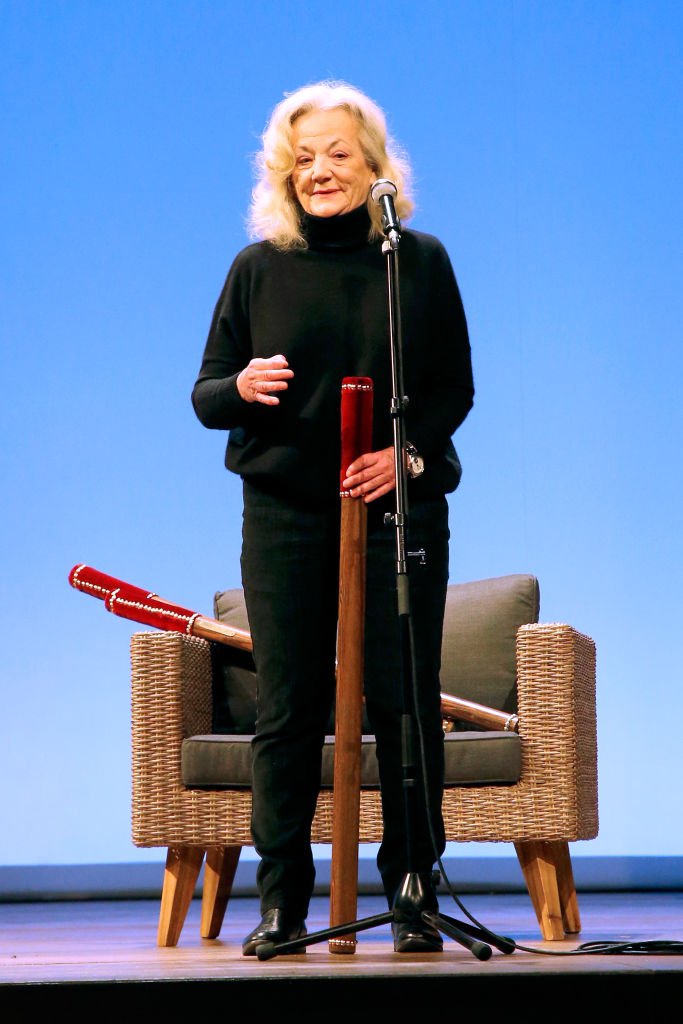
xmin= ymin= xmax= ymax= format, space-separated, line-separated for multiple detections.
xmin=192 ymin=205 xmax=474 ymax=506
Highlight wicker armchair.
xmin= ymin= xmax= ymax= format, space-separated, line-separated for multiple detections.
xmin=130 ymin=573 xmax=598 ymax=946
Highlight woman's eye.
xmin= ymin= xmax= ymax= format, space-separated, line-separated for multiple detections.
xmin=333 ymin=152 xmax=348 ymax=160
xmin=297 ymin=156 xmax=312 ymax=166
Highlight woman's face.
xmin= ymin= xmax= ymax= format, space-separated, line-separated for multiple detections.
xmin=290 ymin=107 xmax=376 ymax=218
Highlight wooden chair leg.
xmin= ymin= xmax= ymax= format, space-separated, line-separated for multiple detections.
xmin=514 ymin=840 xmax=581 ymax=940
xmin=157 ymin=845 xmax=205 ymax=947
xmin=553 ymin=841 xmax=581 ymax=934
xmin=200 ymin=845 xmax=242 ymax=940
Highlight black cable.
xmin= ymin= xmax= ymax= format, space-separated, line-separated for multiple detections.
xmin=574 ymin=939 xmax=683 ymax=955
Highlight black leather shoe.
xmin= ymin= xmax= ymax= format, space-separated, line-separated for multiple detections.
xmin=392 ymin=918 xmax=443 ymax=953
xmin=242 ymin=908 xmax=307 ymax=956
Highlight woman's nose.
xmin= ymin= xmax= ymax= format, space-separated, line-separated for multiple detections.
xmin=311 ymin=156 xmax=332 ymax=180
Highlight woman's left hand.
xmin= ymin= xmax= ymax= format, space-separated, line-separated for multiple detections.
xmin=342 ymin=446 xmax=395 ymax=503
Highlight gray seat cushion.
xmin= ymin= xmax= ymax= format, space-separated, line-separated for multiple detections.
xmin=182 ymin=731 xmax=521 ymax=788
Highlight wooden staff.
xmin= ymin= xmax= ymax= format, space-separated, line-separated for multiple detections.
xmin=69 ymin=563 xmax=518 ymax=733
xmin=68 ymin=564 xmax=252 ymax=651
xmin=441 ymin=693 xmax=519 ymax=733
xmin=327 ymin=376 xmax=374 ymax=954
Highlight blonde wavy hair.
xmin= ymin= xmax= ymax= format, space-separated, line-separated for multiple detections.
xmin=247 ymin=80 xmax=415 ymax=249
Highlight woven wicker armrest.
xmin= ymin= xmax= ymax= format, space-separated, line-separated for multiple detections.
xmin=440 ymin=621 xmax=598 ymax=844
xmin=515 ymin=622 xmax=598 ymax=840
xmin=130 ymin=631 xmax=214 ymax=846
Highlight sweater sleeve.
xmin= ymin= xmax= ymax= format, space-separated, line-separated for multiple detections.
xmin=405 ymin=238 xmax=474 ymax=458
xmin=191 ymin=250 xmax=256 ymax=430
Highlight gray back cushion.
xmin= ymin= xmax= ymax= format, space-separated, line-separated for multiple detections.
xmin=211 ymin=590 xmax=258 ymax=734
xmin=439 ymin=574 xmax=540 ymax=715
xmin=212 ymin=574 xmax=539 ymax=733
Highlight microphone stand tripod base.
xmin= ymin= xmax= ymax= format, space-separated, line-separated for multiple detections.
xmin=255 ymin=871 xmax=512 ymax=961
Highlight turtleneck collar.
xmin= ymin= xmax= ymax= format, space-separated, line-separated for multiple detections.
xmin=299 ymin=202 xmax=373 ymax=251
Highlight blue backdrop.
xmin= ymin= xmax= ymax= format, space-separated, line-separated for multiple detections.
xmin=2 ymin=1 xmax=681 ymax=873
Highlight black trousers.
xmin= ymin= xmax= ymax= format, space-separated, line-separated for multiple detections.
xmin=240 ymin=481 xmax=449 ymax=918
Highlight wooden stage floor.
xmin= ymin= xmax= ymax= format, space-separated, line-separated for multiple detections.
xmin=2 ymin=891 xmax=682 ymax=1010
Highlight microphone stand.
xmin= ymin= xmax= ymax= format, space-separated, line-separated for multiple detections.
xmin=257 ymin=197 xmax=510 ymax=962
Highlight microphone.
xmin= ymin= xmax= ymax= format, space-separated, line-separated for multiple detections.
xmin=370 ymin=178 xmax=401 ymax=243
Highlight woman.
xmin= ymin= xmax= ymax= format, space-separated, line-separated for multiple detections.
xmin=192 ymin=81 xmax=474 ymax=955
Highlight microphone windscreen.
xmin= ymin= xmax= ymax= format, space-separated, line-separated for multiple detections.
xmin=370 ymin=179 xmax=397 ymax=203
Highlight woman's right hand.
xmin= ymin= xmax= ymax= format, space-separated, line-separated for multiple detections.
xmin=236 ymin=354 xmax=294 ymax=405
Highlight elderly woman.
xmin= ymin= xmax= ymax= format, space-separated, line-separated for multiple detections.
xmin=192 ymin=81 xmax=474 ymax=955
